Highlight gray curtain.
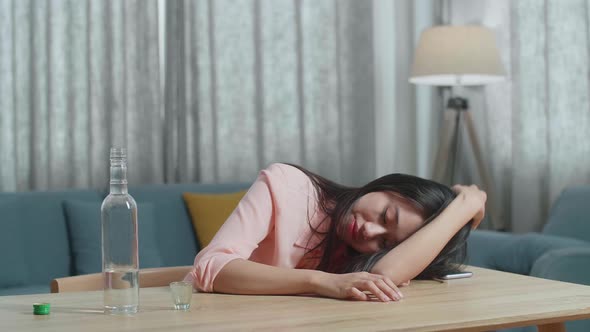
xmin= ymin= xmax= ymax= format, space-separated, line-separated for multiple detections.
xmin=0 ymin=0 xmax=163 ymax=191
xmin=0 ymin=0 xmax=382 ymax=191
xmin=450 ymin=0 xmax=590 ymax=232
xmin=0 ymin=0 xmax=434 ymax=191
xmin=163 ymin=0 xmax=376 ymax=185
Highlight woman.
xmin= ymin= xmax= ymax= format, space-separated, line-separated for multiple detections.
xmin=185 ymin=163 xmax=486 ymax=302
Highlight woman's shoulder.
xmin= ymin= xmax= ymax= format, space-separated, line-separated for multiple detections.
xmin=260 ymin=163 xmax=314 ymax=192
xmin=262 ymin=163 xmax=307 ymax=180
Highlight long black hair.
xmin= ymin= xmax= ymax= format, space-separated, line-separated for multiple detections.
xmin=288 ymin=164 xmax=472 ymax=279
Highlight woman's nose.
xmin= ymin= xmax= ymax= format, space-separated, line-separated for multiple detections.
xmin=361 ymin=221 xmax=387 ymax=239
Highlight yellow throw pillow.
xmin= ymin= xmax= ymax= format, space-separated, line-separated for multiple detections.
xmin=183 ymin=191 xmax=247 ymax=248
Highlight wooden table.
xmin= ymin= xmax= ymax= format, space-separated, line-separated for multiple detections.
xmin=1 ymin=267 xmax=590 ymax=331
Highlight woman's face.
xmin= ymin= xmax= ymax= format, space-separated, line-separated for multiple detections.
xmin=337 ymin=191 xmax=425 ymax=254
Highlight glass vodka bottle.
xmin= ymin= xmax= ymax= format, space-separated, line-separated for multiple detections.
xmin=101 ymin=148 xmax=139 ymax=315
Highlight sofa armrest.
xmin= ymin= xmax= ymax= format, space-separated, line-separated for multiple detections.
xmin=530 ymin=248 xmax=590 ymax=285
xmin=467 ymin=230 xmax=589 ymax=275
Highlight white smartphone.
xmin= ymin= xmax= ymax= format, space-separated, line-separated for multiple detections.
xmin=435 ymin=271 xmax=473 ymax=280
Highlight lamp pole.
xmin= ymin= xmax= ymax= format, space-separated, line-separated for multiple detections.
xmin=446 ymin=96 xmax=468 ymax=185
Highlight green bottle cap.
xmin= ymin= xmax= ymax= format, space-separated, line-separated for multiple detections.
xmin=33 ymin=303 xmax=50 ymax=315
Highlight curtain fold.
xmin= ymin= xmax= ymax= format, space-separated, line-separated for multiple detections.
xmin=0 ymin=0 xmax=163 ymax=191
xmin=164 ymin=0 xmax=378 ymax=185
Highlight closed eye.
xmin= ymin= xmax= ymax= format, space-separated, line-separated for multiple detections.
xmin=380 ymin=207 xmax=390 ymax=248
xmin=381 ymin=207 xmax=388 ymax=225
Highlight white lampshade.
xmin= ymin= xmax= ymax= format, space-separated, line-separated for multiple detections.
xmin=409 ymin=25 xmax=506 ymax=86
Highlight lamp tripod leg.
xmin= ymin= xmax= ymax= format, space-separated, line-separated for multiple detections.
xmin=464 ymin=111 xmax=503 ymax=230
xmin=433 ymin=110 xmax=458 ymax=184
xmin=449 ymin=110 xmax=462 ymax=185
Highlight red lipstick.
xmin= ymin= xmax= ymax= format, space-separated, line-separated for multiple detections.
xmin=350 ymin=215 xmax=358 ymax=240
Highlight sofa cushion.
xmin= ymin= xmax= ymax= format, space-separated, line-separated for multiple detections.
xmin=0 ymin=200 xmax=29 ymax=288
xmin=0 ymin=190 xmax=102 ymax=287
xmin=543 ymin=186 xmax=590 ymax=243
xmin=183 ymin=191 xmax=247 ymax=247
xmin=64 ymin=200 xmax=163 ymax=275
xmin=129 ymin=183 xmax=251 ymax=267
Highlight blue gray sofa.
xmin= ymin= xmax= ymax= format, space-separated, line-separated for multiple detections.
xmin=1 ymin=182 xmax=589 ymax=330
xmin=0 ymin=182 xmax=249 ymax=296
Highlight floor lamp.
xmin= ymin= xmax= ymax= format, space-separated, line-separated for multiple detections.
xmin=409 ymin=25 xmax=506 ymax=230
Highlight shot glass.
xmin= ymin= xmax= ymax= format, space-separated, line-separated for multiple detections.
xmin=170 ymin=281 xmax=193 ymax=310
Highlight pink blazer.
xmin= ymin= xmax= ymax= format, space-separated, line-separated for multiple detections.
xmin=184 ymin=163 xmax=329 ymax=292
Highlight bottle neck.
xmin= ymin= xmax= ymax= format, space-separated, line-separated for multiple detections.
xmin=109 ymin=160 xmax=128 ymax=194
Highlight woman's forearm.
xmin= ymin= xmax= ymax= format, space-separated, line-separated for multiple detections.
xmin=370 ymin=193 xmax=477 ymax=284
xmin=213 ymin=259 xmax=324 ymax=295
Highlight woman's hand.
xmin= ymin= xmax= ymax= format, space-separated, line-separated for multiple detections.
xmin=451 ymin=184 xmax=487 ymax=229
xmin=312 ymin=271 xmax=403 ymax=302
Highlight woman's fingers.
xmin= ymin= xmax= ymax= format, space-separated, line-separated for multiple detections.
xmin=374 ymin=279 xmax=401 ymax=301
xmin=361 ymin=281 xmax=393 ymax=302
xmin=377 ymin=276 xmax=404 ymax=298
xmin=337 ymin=273 xmax=405 ymax=302
xmin=367 ymin=274 xmax=403 ymax=300
xmin=349 ymin=287 xmax=368 ymax=301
